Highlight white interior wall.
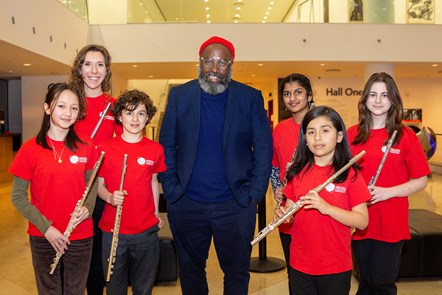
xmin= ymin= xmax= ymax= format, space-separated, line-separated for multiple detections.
xmin=0 ymin=0 xmax=89 ymax=65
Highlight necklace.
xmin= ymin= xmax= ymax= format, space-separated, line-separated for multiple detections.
xmin=49 ymin=138 xmax=66 ymax=164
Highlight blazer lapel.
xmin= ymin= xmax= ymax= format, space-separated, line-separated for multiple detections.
xmin=190 ymin=83 xmax=201 ymax=146
xmin=223 ymin=83 xmax=235 ymax=149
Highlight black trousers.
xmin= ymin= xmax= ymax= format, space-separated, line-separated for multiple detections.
xmin=280 ymin=231 xmax=294 ymax=295
xmin=30 ymin=236 xmax=93 ymax=295
xmin=289 ymin=267 xmax=351 ymax=295
xmin=86 ymin=198 xmax=105 ymax=295
xmin=352 ymin=239 xmax=404 ymax=295
xmin=167 ymin=197 xmax=256 ymax=295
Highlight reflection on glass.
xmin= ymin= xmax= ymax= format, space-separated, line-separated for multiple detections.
xmin=55 ymin=0 xmax=440 ymax=25
xmin=57 ymin=0 xmax=88 ymax=21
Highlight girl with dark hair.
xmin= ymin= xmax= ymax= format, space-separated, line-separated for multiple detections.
xmin=270 ymin=73 xmax=314 ymax=294
xmin=9 ymin=83 xmax=98 ymax=294
xmin=277 ymin=106 xmax=370 ymax=295
xmin=70 ymin=44 xmax=122 ymax=294
xmin=348 ymin=72 xmax=430 ymax=295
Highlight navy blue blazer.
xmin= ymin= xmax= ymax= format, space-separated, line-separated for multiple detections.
xmin=159 ymin=79 xmax=273 ymax=207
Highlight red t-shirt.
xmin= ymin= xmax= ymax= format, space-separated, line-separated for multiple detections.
xmin=284 ymin=165 xmax=371 ymax=275
xmin=98 ymin=136 xmax=167 ymax=234
xmin=272 ymin=118 xmax=301 ymax=233
xmin=347 ymin=126 xmax=430 ymax=242
xmin=75 ymin=94 xmax=122 ymax=146
xmin=8 ymin=135 xmax=98 ymax=239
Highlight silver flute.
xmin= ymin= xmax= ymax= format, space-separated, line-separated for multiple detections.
xmin=274 ymin=148 xmax=297 ymax=212
xmin=251 ymin=150 xmax=366 ymax=246
xmin=106 ymin=154 xmax=128 ymax=282
xmin=49 ymin=151 xmax=105 ymax=274
xmin=368 ymin=130 xmax=398 ymax=187
xmin=90 ymin=102 xmax=112 ymax=139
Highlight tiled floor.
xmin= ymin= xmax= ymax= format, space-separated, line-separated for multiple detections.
xmin=1 ymin=174 xmax=442 ymax=295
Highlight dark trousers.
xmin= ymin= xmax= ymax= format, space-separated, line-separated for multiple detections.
xmin=352 ymin=239 xmax=404 ymax=295
xmin=167 ymin=197 xmax=256 ymax=295
xmin=30 ymin=236 xmax=93 ymax=295
xmin=289 ymin=267 xmax=351 ymax=295
xmin=102 ymin=226 xmax=160 ymax=295
xmin=87 ymin=198 xmax=105 ymax=295
xmin=280 ymin=231 xmax=293 ymax=295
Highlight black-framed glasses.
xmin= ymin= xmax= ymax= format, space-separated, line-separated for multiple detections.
xmin=200 ymin=57 xmax=232 ymax=70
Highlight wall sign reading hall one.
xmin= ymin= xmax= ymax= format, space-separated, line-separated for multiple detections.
xmin=326 ymin=88 xmax=363 ymax=96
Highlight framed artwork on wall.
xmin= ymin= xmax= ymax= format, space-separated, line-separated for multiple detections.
xmin=407 ymin=0 xmax=434 ymax=24
xmin=403 ymin=108 xmax=422 ymax=123
xmin=349 ymin=0 xmax=363 ymax=22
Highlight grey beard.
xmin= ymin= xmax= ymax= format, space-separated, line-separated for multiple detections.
xmin=198 ymin=67 xmax=232 ymax=95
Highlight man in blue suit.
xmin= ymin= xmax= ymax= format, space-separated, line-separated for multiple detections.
xmin=159 ymin=36 xmax=272 ymax=295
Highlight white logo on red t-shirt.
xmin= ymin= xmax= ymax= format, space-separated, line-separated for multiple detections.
xmin=326 ymin=183 xmax=346 ymax=193
xmin=381 ymin=145 xmax=400 ymax=155
xmin=137 ymin=157 xmax=154 ymax=166
xmin=334 ymin=186 xmax=347 ymax=193
xmin=69 ymin=155 xmax=87 ymax=164
xmin=326 ymin=183 xmax=335 ymax=192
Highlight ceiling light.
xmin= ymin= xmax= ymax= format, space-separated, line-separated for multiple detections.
xmin=205 ymin=7 xmax=210 ymax=11
xmin=132 ymin=65 xmax=138 ymax=68
xmin=23 ymin=63 xmax=31 ymax=67
xmin=236 ymin=7 xmax=241 ymax=10
xmin=262 ymin=20 xmax=266 ymax=23
xmin=266 ymin=11 xmax=270 ymax=15
xmin=258 ymin=64 xmax=263 ymax=66
xmin=268 ymin=7 xmax=272 ymax=10
xmin=207 ymin=20 xmax=211 ymax=23
xmin=264 ymin=16 xmax=268 ymax=20
xmin=206 ymin=14 xmax=210 ymax=18
xmin=432 ymin=64 xmax=438 ymax=67
xmin=235 ymin=13 xmax=240 ymax=18
xmin=270 ymin=1 xmax=275 ymax=4
xmin=234 ymin=20 xmax=239 ymax=23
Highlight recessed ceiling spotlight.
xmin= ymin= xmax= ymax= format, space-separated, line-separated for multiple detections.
xmin=270 ymin=1 xmax=275 ymax=4
xmin=207 ymin=20 xmax=211 ymax=23
xmin=236 ymin=7 xmax=241 ymax=10
xmin=251 ymin=74 xmax=256 ymax=77
xmin=258 ymin=64 xmax=263 ymax=66
xmin=23 ymin=63 xmax=31 ymax=67
xmin=262 ymin=20 xmax=266 ymax=23
xmin=235 ymin=13 xmax=241 ymax=18
xmin=320 ymin=63 xmax=325 ymax=66
xmin=206 ymin=14 xmax=210 ymax=18
xmin=132 ymin=65 xmax=138 ymax=68
xmin=266 ymin=11 xmax=270 ymax=15
xmin=148 ymin=75 xmax=154 ymax=78
xmin=205 ymin=0 xmax=209 ymax=2
xmin=205 ymin=7 xmax=210 ymax=10
xmin=432 ymin=64 xmax=439 ymax=67
xmin=268 ymin=7 xmax=272 ymax=10
xmin=264 ymin=16 xmax=268 ymax=20
xmin=234 ymin=20 xmax=239 ymax=23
